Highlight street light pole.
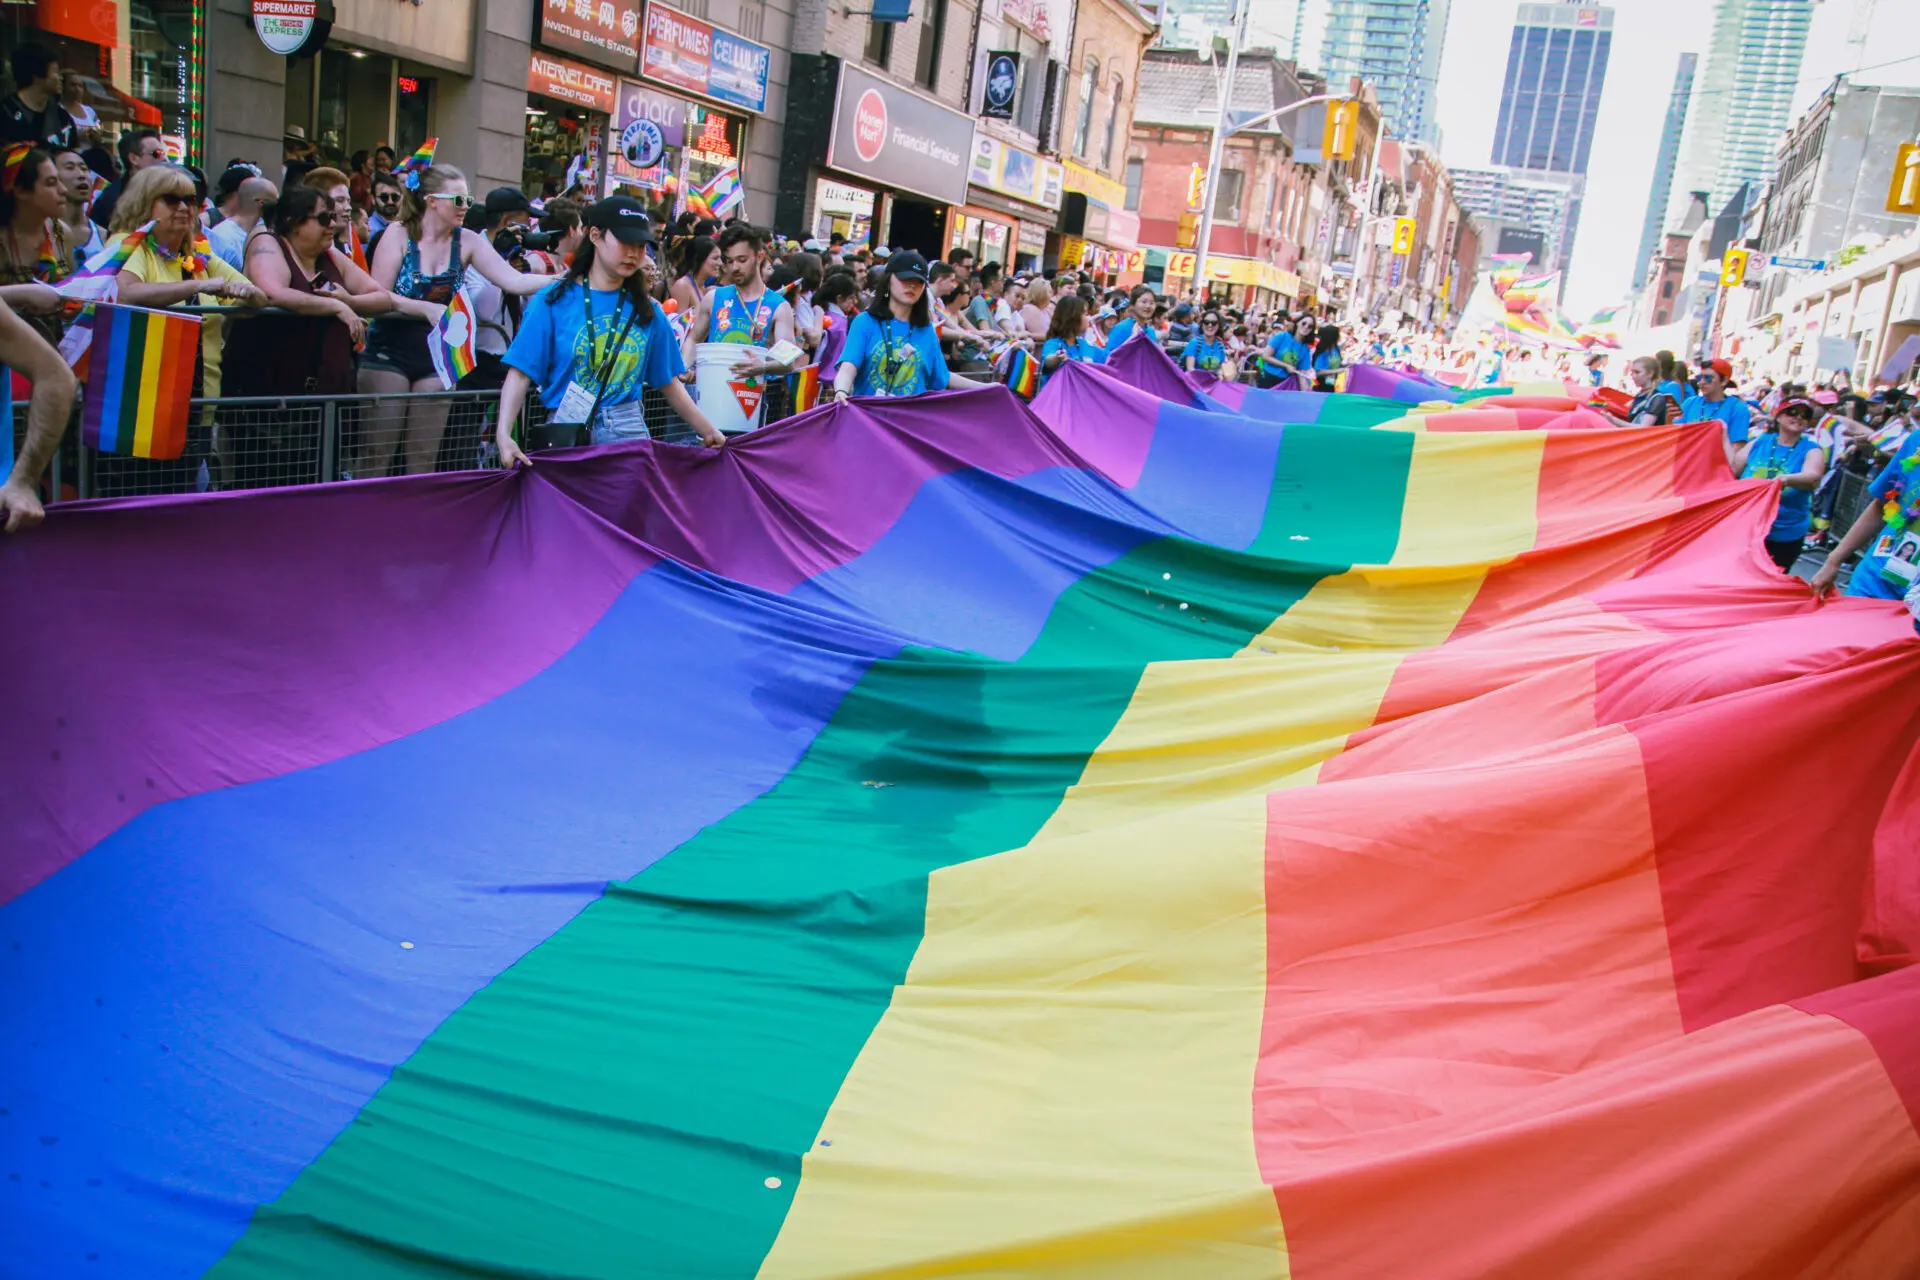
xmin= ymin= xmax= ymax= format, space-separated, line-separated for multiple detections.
xmin=1190 ymin=0 xmax=1250 ymax=299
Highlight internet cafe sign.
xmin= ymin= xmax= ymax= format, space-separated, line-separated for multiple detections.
xmin=528 ymin=51 xmax=619 ymax=114
xmin=826 ymin=63 xmax=975 ymax=207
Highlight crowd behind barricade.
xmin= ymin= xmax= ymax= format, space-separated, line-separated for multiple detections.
xmin=4 ymin=32 xmax=1920 ymax=612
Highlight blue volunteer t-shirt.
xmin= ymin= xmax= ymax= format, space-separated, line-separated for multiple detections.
xmin=1106 ymin=315 xmax=1145 ymax=351
xmin=1181 ymin=337 xmax=1226 ymax=371
xmin=1680 ymin=393 xmax=1752 ymax=443
xmin=1266 ymin=333 xmax=1311 ymax=372
xmin=838 ymin=311 xmax=950 ymax=398
xmin=1740 ymin=431 xmax=1823 ymax=541
xmin=505 ymin=283 xmax=682 ymax=409
xmin=1037 ymin=335 xmax=1105 ymax=390
xmin=1848 ymin=430 xmax=1920 ymax=599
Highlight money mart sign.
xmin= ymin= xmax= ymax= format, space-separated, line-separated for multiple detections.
xmin=826 ymin=63 xmax=975 ymax=206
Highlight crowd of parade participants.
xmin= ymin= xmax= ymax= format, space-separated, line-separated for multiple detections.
xmin=3 ymin=76 xmax=1920 ymax=611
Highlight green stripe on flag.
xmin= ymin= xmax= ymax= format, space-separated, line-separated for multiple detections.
xmin=210 ymin=423 xmax=1417 ymax=1279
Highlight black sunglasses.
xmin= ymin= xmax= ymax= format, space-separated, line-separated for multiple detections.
xmin=157 ymin=192 xmax=191 ymax=207
xmin=374 ymin=190 xmax=401 ymax=203
xmin=312 ymin=210 xmax=336 ymax=226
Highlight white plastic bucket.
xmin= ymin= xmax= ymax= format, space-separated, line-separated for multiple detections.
xmin=693 ymin=342 xmax=771 ymax=435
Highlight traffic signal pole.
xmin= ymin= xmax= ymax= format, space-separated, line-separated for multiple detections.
xmin=1190 ymin=0 xmax=1341 ymax=304
xmin=1190 ymin=0 xmax=1251 ymax=300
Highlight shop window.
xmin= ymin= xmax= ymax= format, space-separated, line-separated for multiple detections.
xmin=1124 ymin=157 xmax=1142 ymax=211
xmin=865 ymin=18 xmax=894 ymax=70
xmin=1072 ymin=58 xmax=1097 ymax=159
xmin=1006 ymin=27 xmax=1046 ymax=138
xmin=915 ymin=0 xmax=948 ymax=90
xmin=1099 ymin=74 xmax=1122 ymax=171
xmin=1213 ymin=169 xmax=1243 ymax=221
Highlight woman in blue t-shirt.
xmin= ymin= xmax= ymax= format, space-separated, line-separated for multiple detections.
xmin=1180 ymin=310 xmax=1227 ymax=373
xmin=1038 ymin=295 xmax=1105 ymax=390
xmin=1310 ymin=323 xmax=1344 ymax=392
xmin=495 ymin=195 xmax=724 ymax=465
xmin=829 ymin=250 xmax=987 ymax=401
xmin=1732 ymin=398 xmax=1826 ymax=571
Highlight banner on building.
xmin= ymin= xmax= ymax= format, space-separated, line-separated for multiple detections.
xmin=983 ymin=52 xmax=1018 ymax=120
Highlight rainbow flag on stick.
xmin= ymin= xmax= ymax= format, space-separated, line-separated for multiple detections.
xmin=80 ymin=303 xmax=200 ymax=459
xmin=395 ymin=138 xmax=437 ymax=189
xmin=695 ymin=166 xmax=744 ymax=217
xmin=428 ymin=286 xmax=479 ymax=390
xmin=1005 ymin=347 xmax=1040 ymax=398
xmin=791 ymin=363 xmax=822 ymax=414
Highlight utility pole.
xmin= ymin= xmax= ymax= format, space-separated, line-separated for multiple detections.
xmin=1191 ymin=0 xmax=1251 ymax=300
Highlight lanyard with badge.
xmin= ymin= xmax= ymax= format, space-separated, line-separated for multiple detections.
xmin=1873 ymin=451 xmax=1920 ymax=584
xmin=553 ymin=290 xmax=643 ymax=433
xmin=872 ymin=319 xmax=911 ymax=398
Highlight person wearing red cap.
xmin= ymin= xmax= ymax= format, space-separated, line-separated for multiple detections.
xmin=1680 ymin=358 xmax=1752 ymax=444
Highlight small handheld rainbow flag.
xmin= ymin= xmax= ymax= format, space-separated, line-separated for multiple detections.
xmin=429 ymin=286 xmax=479 ymax=390
xmin=346 ymin=218 xmax=368 ymax=272
xmin=396 ymin=138 xmax=438 ymax=189
xmin=1005 ymin=347 xmax=1039 ymax=399
xmin=695 ymin=166 xmax=744 ymax=217
xmin=791 ymin=363 xmax=822 ymax=414
xmin=80 ymin=303 xmax=200 ymax=460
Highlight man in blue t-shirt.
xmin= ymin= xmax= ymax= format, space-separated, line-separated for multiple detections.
xmin=495 ymin=195 xmax=723 ymax=463
xmin=1679 ymin=358 xmax=1752 ymax=444
xmin=1813 ymin=426 xmax=1920 ymax=601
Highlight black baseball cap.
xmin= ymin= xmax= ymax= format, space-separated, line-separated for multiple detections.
xmin=888 ymin=249 xmax=930 ymax=282
xmin=483 ymin=186 xmax=532 ymax=216
xmin=585 ymin=194 xmax=656 ymax=243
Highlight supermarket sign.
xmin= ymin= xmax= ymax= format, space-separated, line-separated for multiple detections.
xmin=640 ymin=1 xmax=771 ymax=114
xmin=252 ymin=0 xmax=327 ymax=55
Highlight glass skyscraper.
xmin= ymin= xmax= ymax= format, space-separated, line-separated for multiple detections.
xmin=1632 ymin=53 xmax=1697 ymax=290
xmin=1318 ymin=0 xmax=1451 ymax=144
xmin=1667 ymin=0 xmax=1814 ymax=225
xmin=1490 ymin=2 xmax=1614 ymax=175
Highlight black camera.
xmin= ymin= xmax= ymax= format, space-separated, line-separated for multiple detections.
xmin=493 ymin=224 xmax=556 ymax=258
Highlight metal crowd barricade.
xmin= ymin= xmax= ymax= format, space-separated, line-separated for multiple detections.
xmin=1826 ymin=467 xmax=1873 ymax=541
xmin=9 ymin=378 xmax=713 ymax=503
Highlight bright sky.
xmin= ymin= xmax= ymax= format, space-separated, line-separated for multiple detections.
xmin=1430 ymin=0 xmax=1920 ymax=322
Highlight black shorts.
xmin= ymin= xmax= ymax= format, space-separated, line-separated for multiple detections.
xmin=1764 ymin=536 xmax=1804 ymax=572
xmin=358 ymin=317 xmax=437 ymax=383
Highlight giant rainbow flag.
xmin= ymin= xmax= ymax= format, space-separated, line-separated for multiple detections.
xmin=6 ymin=339 xmax=1920 ymax=1276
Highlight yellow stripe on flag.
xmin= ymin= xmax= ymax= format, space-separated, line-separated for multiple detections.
xmin=759 ymin=795 xmax=1285 ymax=1280
xmin=133 ymin=313 xmax=168 ymax=458
xmin=759 ymin=430 xmax=1550 ymax=1278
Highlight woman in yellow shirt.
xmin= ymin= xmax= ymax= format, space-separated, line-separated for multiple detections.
xmin=104 ymin=163 xmax=264 ymax=400
xmin=95 ymin=164 xmax=263 ymax=494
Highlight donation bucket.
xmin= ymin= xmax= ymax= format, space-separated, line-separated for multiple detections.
xmin=694 ymin=342 xmax=771 ymax=435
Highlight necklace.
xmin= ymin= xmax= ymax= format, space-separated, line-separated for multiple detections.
xmin=1882 ymin=451 xmax=1920 ymax=532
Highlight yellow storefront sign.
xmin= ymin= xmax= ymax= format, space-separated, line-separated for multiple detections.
xmin=1161 ymin=251 xmax=1300 ymax=297
xmin=1062 ymin=161 xmax=1128 ymax=210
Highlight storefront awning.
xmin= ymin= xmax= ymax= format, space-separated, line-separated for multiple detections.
xmin=68 ymin=74 xmax=164 ymax=128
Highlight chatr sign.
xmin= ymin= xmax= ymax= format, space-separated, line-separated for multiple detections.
xmin=827 ymin=63 xmax=974 ymax=206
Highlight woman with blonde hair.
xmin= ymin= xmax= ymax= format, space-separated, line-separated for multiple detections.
xmin=1019 ymin=275 xmax=1052 ymax=340
xmin=354 ymin=163 xmax=549 ymax=476
xmin=100 ymin=163 xmax=266 ymax=492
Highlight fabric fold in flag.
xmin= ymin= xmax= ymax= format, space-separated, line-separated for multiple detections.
xmin=7 ymin=358 xmax=1920 ymax=1278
